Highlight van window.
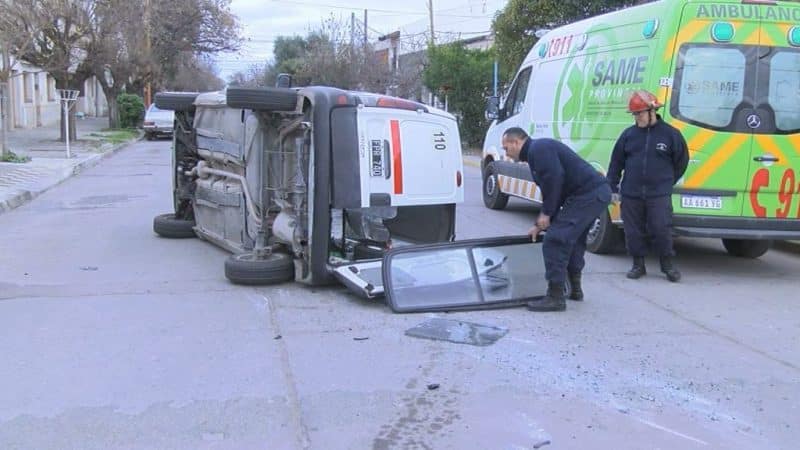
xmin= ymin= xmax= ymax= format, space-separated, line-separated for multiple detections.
xmin=674 ymin=47 xmax=746 ymax=128
xmin=768 ymin=50 xmax=800 ymax=132
xmin=503 ymin=67 xmax=532 ymax=119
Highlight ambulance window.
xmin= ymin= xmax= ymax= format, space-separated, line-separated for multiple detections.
xmin=504 ymin=67 xmax=532 ymax=119
xmin=673 ymin=46 xmax=746 ymax=128
xmin=768 ymin=50 xmax=800 ymax=133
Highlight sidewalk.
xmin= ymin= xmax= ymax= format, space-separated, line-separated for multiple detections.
xmin=0 ymin=118 xmax=141 ymax=213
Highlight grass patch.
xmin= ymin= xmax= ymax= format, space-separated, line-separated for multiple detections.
xmin=1 ymin=151 xmax=31 ymax=163
xmin=88 ymin=128 xmax=138 ymax=144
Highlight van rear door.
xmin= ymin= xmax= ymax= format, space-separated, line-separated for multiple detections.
xmin=356 ymin=107 xmax=464 ymax=208
xmin=668 ymin=2 xmax=758 ymax=219
xmin=745 ymin=10 xmax=800 ymax=220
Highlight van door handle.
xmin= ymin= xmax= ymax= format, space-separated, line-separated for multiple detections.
xmin=383 ymin=140 xmax=391 ymax=179
xmin=753 ymin=155 xmax=779 ymax=162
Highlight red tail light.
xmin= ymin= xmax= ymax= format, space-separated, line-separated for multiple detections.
xmin=143 ymin=121 xmax=154 ymax=126
xmin=376 ymin=97 xmax=424 ymax=111
xmin=456 ymin=170 xmax=463 ymax=187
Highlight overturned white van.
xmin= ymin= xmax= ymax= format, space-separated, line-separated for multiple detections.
xmin=152 ymin=86 xmax=466 ymax=301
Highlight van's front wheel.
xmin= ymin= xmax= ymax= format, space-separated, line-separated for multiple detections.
xmin=722 ymin=239 xmax=771 ymax=258
xmin=482 ymin=163 xmax=509 ymax=210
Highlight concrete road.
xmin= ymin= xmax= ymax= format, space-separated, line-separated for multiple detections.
xmin=0 ymin=140 xmax=798 ymax=449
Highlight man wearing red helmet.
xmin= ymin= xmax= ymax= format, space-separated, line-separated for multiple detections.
xmin=607 ymin=90 xmax=689 ymax=282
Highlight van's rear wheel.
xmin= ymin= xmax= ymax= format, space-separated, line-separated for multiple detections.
xmin=225 ymin=252 xmax=295 ymax=285
xmin=154 ymin=92 xmax=199 ymax=112
xmin=482 ymin=162 xmax=509 ymax=210
xmin=722 ymin=239 xmax=771 ymax=258
xmin=226 ymin=87 xmax=298 ymax=111
xmin=586 ymin=211 xmax=624 ymax=254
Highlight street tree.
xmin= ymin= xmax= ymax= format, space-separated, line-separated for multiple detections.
xmin=165 ymin=54 xmax=224 ymax=92
xmin=0 ymin=0 xmax=44 ymax=156
xmin=0 ymin=0 xmax=95 ymax=142
xmin=87 ymin=0 xmax=240 ymax=128
xmin=492 ymin=0 xmax=636 ymax=82
xmin=423 ymin=43 xmax=494 ymax=147
xmin=149 ymin=0 xmax=242 ymax=92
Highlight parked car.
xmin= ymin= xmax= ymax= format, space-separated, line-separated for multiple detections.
xmin=143 ymin=103 xmax=175 ymax=140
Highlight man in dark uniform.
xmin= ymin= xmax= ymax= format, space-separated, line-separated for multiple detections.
xmin=607 ymin=90 xmax=689 ymax=282
xmin=502 ymin=128 xmax=611 ymax=312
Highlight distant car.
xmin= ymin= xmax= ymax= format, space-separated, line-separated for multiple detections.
xmin=143 ymin=104 xmax=174 ymax=140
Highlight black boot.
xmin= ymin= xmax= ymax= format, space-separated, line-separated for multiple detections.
xmin=660 ymin=256 xmax=681 ymax=282
xmin=527 ymin=282 xmax=566 ymax=312
xmin=567 ymin=272 xmax=583 ymax=301
xmin=626 ymin=257 xmax=646 ymax=279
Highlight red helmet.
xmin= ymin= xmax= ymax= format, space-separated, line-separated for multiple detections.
xmin=628 ymin=90 xmax=663 ymax=113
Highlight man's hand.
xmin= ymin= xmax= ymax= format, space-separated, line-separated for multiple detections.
xmin=527 ymin=224 xmax=541 ymax=241
xmin=536 ymin=214 xmax=551 ymax=230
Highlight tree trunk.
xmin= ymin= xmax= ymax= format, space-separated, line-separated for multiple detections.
xmin=59 ymin=106 xmax=78 ymax=143
xmin=106 ymin=92 xmax=120 ymax=129
xmin=0 ymin=81 xmax=9 ymax=157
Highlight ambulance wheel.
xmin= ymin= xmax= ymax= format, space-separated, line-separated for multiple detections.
xmin=586 ymin=211 xmax=624 ymax=254
xmin=226 ymin=87 xmax=298 ymax=111
xmin=153 ymin=213 xmax=196 ymax=239
xmin=483 ymin=163 xmax=509 ymax=210
xmin=722 ymin=239 xmax=771 ymax=258
xmin=225 ymin=252 xmax=295 ymax=285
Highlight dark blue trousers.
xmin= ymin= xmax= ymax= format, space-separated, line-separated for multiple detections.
xmin=543 ymin=184 xmax=612 ymax=284
xmin=621 ymin=195 xmax=674 ymax=257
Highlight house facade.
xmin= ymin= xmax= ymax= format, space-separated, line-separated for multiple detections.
xmin=2 ymin=56 xmax=108 ymax=130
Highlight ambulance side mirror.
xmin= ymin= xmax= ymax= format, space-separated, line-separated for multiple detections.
xmin=485 ymin=96 xmax=500 ymax=121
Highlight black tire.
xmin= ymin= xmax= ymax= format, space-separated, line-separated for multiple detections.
xmin=145 ymin=132 xmax=154 ymax=141
xmin=586 ymin=210 xmax=625 ymax=254
xmin=482 ymin=162 xmax=509 ymax=210
xmin=722 ymin=239 xmax=771 ymax=258
xmin=155 ymin=92 xmax=199 ymax=112
xmin=153 ymin=213 xmax=196 ymax=238
xmin=226 ymin=87 xmax=298 ymax=111
xmin=225 ymin=252 xmax=295 ymax=285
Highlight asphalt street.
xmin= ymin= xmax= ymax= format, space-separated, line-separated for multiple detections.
xmin=0 ymin=139 xmax=798 ymax=449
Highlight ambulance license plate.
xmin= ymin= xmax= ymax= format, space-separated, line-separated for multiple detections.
xmin=681 ymin=195 xmax=722 ymax=209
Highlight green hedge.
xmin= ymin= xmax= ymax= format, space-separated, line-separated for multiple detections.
xmin=117 ymin=93 xmax=144 ymax=128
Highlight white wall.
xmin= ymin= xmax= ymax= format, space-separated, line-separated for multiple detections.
xmin=6 ymin=57 xmax=108 ymax=129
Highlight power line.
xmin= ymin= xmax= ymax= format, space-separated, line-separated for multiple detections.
xmin=268 ymin=0 xmax=495 ymax=18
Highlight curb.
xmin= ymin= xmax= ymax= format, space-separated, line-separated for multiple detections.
xmin=0 ymin=133 xmax=143 ymax=214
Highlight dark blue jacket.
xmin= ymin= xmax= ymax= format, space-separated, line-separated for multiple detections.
xmin=520 ymin=138 xmax=606 ymax=217
xmin=607 ymin=116 xmax=689 ymax=198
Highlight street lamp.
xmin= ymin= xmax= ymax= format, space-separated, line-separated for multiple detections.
xmin=58 ymin=89 xmax=80 ymax=158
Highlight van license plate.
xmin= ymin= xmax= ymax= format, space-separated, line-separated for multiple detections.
xmin=371 ymin=140 xmax=383 ymax=177
xmin=681 ymin=195 xmax=722 ymax=209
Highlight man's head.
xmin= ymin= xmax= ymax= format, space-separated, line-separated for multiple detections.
xmin=502 ymin=127 xmax=529 ymax=161
xmin=628 ymin=90 xmax=662 ymax=128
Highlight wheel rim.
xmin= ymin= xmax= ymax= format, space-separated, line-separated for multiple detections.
xmin=586 ymin=217 xmax=602 ymax=244
xmin=485 ymin=173 xmax=497 ymax=197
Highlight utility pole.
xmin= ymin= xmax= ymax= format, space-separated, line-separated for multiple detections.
xmin=351 ymin=12 xmax=355 ymax=49
xmin=1 ymin=40 xmax=10 ymax=157
xmin=428 ymin=0 xmax=435 ymax=45
xmin=363 ymin=9 xmax=368 ymax=52
xmin=143 ymin=0 xmax=152 ymax=109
